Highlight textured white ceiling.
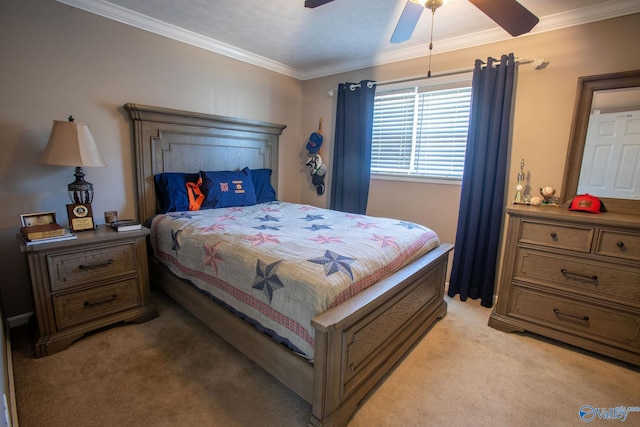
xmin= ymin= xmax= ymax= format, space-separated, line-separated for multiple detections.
xmin=57 ymin=0 xmax=640 ymax=79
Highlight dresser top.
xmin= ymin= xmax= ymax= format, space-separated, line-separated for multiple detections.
xmin=506 ymin=204 xmax=640 ymax=230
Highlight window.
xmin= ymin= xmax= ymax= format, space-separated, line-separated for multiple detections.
xmin=371 ymin=76 xmax=472 ymax=181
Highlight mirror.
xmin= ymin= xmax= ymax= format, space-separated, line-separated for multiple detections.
xmin=561 ymin=70 xmax=640 ymax=215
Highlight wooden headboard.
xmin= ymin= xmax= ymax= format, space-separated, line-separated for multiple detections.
xmin=124 ymin=103 xmax=286 ymax=222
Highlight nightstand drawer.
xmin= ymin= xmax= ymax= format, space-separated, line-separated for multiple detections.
xmin=48 ymin=242 xmax=138 ymax=291
xmin=515 ymin=248 xmax=640 ymax=305
xmin=508 ymin=287 xmax=640 ymax=349
xmin=519 ymin=220 xmax=594 ymax=252
xmin=596 ymin=229 xmax=640 ymax=261
xmin=53 ymin=278 xmax=141 ymax=329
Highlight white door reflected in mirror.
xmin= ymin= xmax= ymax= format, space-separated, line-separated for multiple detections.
xmin=577 ymin=86 xmax=640 ymax=201
xmin=578 ymin=109 xmax=640 ymax=200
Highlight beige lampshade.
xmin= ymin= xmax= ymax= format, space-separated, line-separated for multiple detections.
xmin=41 ymin=117 xmax=106 ymax=204
xmin=40 ymin=119 xmax=106 ymax=167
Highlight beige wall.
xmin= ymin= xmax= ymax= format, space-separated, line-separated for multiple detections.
xmin=0 ymin=0 xmax=305 ymax=317
xmin=303 ymin=12 xmax=640 ymax=282
xmin=1 ymin=0 xmax=639 ymax=318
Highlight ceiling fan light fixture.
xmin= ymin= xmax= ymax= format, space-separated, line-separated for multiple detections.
xmin=411 ymin=0 xmax=447 ymax=12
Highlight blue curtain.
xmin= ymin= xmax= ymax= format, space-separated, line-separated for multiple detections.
xmin=330 ymin=80 xmax=376 ymax=214
xmin=448 ymin=54 xmax=516 ymax=308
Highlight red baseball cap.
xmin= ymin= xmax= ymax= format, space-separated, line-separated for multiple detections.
xmin=568 ymin=194 xmax=606 ymax=214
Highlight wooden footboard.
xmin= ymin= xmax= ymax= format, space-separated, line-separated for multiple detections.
xmin=150 ymin=243 xmax=452 ymax=427
xmin=310 ymin=243 xmax=452 ymax=426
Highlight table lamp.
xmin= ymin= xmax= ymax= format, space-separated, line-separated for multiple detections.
xmin=40 ymin=116 xmax=106 ymax=231
xmin=40 ymin=115 xmax=106 ymax=204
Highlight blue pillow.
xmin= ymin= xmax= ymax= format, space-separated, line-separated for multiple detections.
xmin=200 ymin=169 xmax=257 ymax=208
xmin=154 ymin=173 xmax=200 ymax=213
xmin=244 ymin=167 xmax=277 ymax=203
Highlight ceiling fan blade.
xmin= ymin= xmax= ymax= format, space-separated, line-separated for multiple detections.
xmin=304 ymin=0 xmax=334 ymax=8
xmin=390 ymin=1 xmax=424 ymax=44
xmin=469 ymin=0 xmax=539 ymax=37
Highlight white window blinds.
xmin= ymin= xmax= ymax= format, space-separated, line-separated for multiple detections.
xmin=371 ymin=83 xmax=472 ymax=180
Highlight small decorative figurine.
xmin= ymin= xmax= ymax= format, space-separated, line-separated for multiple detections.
xmin=514 ymin=159 xmax=526 ymax=204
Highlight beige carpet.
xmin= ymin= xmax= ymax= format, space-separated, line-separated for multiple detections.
xmin=12 ymin=289 xmax=640 ymax=427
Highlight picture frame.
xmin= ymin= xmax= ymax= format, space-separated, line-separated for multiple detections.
xmin=20 ymin=211 xmax=58 ymax=227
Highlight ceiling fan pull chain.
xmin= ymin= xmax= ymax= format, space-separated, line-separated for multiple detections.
xmin=427 ymin=5 xmax=436 ymax=78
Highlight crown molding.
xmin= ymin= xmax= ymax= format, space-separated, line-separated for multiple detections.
xmin=57 ymin=0 xmax=640 ymax=82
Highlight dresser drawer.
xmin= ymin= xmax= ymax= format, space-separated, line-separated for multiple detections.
xmin=48 ymin=242 xmax=139 ymax=291
xmin=508 ymin=286 xmax=640 ymax=350
xmin=596 ymin=229 xmax=640 ymax=262
xmin=53 ymin=278 xmax=141 ymax=329
xmin=519 ymin=220 xmax=594 ymax=252
xmin=515 ymin=248 xmax=640 ymax=305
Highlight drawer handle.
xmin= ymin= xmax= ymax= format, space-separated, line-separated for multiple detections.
xmin=79 ymin=259 xmax=114 ymax=270
xmin=616 ymin=241 xmax=625 ymax=248
xmin=560 ymin=268 xmax=598 ymax=281
xmin=553 ymin=308 xmax=589 ymax=322
xmin=550 ymin=232 xmax=557 ymax=239
xmin=83 ymin=295 xmax=117 ymax=308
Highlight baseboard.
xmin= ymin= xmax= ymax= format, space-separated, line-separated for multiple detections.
xmin=7 ymin=313 xmax=32 ymax=329
xmin=4 ymin=320 xmax=17 ymax=427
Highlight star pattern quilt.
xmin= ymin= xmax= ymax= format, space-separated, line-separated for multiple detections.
xmin=150 ymin=202 xmax=440 ymax=360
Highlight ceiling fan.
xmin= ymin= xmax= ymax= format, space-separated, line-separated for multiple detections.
xmin=304 ymin=0 xmax=539 ymax=43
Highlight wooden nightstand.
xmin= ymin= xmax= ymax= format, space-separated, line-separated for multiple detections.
xmin=19 ymin=225 xmax=158 ymax=357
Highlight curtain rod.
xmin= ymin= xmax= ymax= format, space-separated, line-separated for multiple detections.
xmin=328 ymin=57 xmax=547 ymax=96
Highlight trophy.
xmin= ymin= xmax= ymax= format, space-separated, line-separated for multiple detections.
xmin=514 ymin=159 xmax=526 ymax=204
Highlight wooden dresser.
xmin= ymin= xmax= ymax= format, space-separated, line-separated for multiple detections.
xmin=489 ymin=205 xmax=640 ymax=365
xmin=19 ymin=226 xmax=158 ymax=357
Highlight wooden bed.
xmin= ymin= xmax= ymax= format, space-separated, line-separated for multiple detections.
xmin=124 ymin=103 xmax=453 ymax=427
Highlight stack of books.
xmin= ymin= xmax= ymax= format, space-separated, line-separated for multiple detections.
xmin=20 ymin=224 xmax=77 ymax=245
xmin=111 ymin=220 xmax=142 ymax=232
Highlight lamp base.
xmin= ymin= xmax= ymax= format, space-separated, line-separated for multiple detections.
xmin=68 ymin=167 xmax=94 ymax=204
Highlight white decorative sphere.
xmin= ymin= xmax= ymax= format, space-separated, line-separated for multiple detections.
xmin=530 ymin=196 xmax=542 ymax=206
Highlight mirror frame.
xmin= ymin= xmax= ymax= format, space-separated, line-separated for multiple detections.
xmin=560 ymin=69 xmax=640 ymax=215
